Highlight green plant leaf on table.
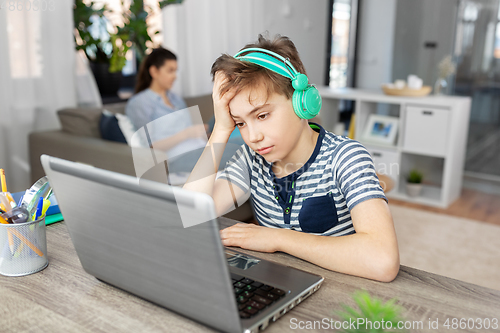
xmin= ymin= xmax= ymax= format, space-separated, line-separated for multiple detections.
xmin=336 ymin=290 xmax=407 ymax=333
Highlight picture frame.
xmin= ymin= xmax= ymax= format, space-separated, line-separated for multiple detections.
xmin=362 ymin=114 xmax=399 ymax=145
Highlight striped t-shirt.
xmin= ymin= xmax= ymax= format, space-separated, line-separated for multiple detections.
xmin=217 ymin=123 xmax=387 ymax=236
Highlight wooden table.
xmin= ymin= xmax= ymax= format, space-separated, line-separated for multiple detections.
xmin=1 ymin=219 xmax=499 ymax=333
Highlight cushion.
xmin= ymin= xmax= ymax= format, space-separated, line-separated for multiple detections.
xmin=57 ymin=108 xmax=103 ymax=138
xmin=99 ymin=110 xmax=127 ymax=143
xmin=115 ymin=113 xmax=148 ymax=147
xmin=103 ymin=102 xmax=126 ymax=115
xmin=115 ymin=113 xmax=136 ymax=144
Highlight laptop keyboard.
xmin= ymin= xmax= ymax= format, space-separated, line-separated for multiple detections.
xmin=231 ymin=272 xmax=286 ymax=319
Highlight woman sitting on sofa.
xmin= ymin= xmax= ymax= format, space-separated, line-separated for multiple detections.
xmin=126 ymin=47 xmax=244 ymax=179
xmin=125 ymin=47 xmax=207 ymax=158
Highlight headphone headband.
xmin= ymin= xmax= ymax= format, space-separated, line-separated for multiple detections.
xmin=234 ymin=47 xmax=300 ymax=78
xmin=232 ymin=47 xmax=322 ymax=120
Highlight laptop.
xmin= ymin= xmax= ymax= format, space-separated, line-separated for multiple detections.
xmin=41 ymin=155 xmax=324 ymax=333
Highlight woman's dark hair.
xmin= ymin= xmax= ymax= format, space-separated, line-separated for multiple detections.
xmin=135 ymin=47 xmax=177 ymax=94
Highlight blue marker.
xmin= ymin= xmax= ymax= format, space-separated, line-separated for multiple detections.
xmin=17 ymin=195 xmax=24 ymax=207
xmin=34 ymin=197 xmax=44 ymax=221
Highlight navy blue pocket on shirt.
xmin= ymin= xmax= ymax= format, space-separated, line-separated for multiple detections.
xmin=298 ymin=193 xmax=339 ymax=233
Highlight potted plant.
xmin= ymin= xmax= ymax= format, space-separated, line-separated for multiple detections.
xmin=74 ymin=0 xmax=183 ymax=96
xmin=74 ymin=0 xmax=129 ymax=96
xmin=406 ymin=169 xmax=423 ymax=197
xmin=336 ymin=290 xmax=407 ymax=333
xmin=118 ymin=0 xmax=184 ymax=64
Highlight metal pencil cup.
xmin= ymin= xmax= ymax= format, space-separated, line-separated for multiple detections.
xmin=0 ymin=217 xmax=48 ymax=276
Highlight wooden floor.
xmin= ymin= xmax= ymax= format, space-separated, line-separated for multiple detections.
xmin=389 ymin=188 xmax=500 ymax=226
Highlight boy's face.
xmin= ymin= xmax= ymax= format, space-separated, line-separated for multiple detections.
xmin=228 ymin=85 xmax=304 ymax=164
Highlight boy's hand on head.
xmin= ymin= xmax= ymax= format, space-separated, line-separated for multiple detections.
xmin=212 ymin=72 xmax=238 ymax=137
xmin=220 ymin=223 xmax=280 ymax=253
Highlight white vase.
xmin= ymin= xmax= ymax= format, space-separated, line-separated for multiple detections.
xmin=434 ymin=78 xmax=447 ymax=95
xmin=406 ymin=183 xmax=423 ymax=197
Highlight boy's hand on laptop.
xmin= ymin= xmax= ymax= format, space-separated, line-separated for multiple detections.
xmin=212 ymin=72 xmax=237 ymax=137
xmin=220 ymin=223 xmax=280 ymax=253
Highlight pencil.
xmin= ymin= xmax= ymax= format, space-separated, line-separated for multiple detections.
xmin=0 ymin=169 xmax=6 ymax=192
xmin=6 ymin=193 xmax=15 ymax=208
xmin=0 ymin=196 xmax=11 ymax=212
xmin=9 ymin=228 xmax=44 ymax=257
xmin=0 ymin=216 xmax=15 ymax=253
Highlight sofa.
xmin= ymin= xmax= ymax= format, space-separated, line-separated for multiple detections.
xmin=29 ymin=94 xmax=255 ymax=222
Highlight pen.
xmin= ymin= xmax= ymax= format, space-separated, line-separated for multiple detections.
xmin=0 ymin=170 xmax=16 ymax=207
xmin=34 ymin=197 xmax=44 ymax=221
xmin=2 ymin=217 xmax=44 ymax=258
xmin=0 ymin=195 xmax=11 ymax=212
xmin=41 ymin=199 xmax=51 ymax=218
xmin=1 ymin=213 xmax=43 ymax=257
xmin=7 ymin=193 xmax=16 ymax=208
xmin=0 ymin=169 xmax=6 ymax=192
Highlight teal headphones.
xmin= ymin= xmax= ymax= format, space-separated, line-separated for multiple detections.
xmin=233 ymin=48 xmax=322 ymax=120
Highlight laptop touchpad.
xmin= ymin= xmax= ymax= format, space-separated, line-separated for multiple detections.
xmin=226 ymin=252 xmax=260 ymax=270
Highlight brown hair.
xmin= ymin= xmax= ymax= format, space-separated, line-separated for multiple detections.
xmin=135 ymin=47 xmax=177 ymax=94
xmin=210 ymin=34 xmax=306 ymax=102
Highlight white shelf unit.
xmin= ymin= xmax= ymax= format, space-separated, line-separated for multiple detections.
xmin=317 ymin=87 xmax=471 ymax=208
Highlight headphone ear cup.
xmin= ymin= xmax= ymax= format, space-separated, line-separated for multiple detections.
xmin=293 ymin=86 xmax=322 ymax=119
xmin=292 ymin=90 xmax=307 ymax=119
xmin=292 ymin=73 xmax=309 ymax=91
xmin=303 ymin=86 xmax=322 ymax=118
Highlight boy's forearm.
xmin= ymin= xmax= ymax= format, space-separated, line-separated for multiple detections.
xmin=182 ymin=128 xmax=232 ymax=196
xmin=276 ymin=229 xmax=400 ymax=282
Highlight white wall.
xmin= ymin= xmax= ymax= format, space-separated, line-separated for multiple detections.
xmin=356 ymin=0 xmax=458 ymax=89
xmin=392 ymin=0 xmax=458 ymax=86
xmin=163 ymin=0 xmax=329 ymax=96
xmin=355 ymin=0 xmax=397 ymax=89
xmin=262 ymin=0 xmax=329 ymax=86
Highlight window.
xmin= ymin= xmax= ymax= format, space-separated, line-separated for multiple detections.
xmin=329 ymin=0 xmax=351 ymax=88
xmin=6 ymin=10 xmax=42 ymax=78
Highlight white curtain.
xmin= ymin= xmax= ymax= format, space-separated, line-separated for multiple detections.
xmin=162 ymin=0 xmax=265 ymax=97
xmin=0 ymin=0 xmax=76 ymax=192
xmin=75 ymin=50 xmax=102 ymax=108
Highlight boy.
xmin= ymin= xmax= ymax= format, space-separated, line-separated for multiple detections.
xmin=184 ymin=34 xmax=399 ymax=282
